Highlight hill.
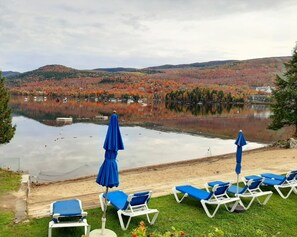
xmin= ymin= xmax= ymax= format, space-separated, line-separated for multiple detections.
xmin=6 ymin=64 xmax=107 ymax=83
xmin=94 ymin=67 xmax=162 ymax=74
xmin=146 ymin=60 xmax=238 ymax=70
xmin=94 ymin=60 xmax=237 ymax=72
xmin=6 ymin=56 xmax=290 ymax=99
xmin=2 ymin=71 xmax=20 ymax=77
xmin=149 ymin=56 xmax=290 ymax=87
xmin=94 ymin=67 xmax=138 ymax=72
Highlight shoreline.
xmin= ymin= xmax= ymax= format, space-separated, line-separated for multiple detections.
xmin=33 ymin=146 xmax=270 ymax=186
xmin=25 ymin=146 xmax=297 ymax=218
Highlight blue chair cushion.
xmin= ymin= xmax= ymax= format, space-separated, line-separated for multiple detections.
xmin=208 ymin=181 xmax=226 ymax=187
xmin=53 ymin=199 xmax=82 ymax=216
xmin=261 ymin=173 xmax=286 ymax=181
xmin=287 ymin=171 xmax=297 ymax=180
xmin=103 ymin=191 xmax=128 ymax=210
xmin=176 ymin=185 xmax=212 ymax=200
xmin=262 ymin=178 xmax=284 ymax=186
xmin=248 ymin=179 xmax=262 ymax=190
xmin=228 ymin=185 xmax=246 ymax=194
xmin=245 ymin=175 xmax=262 ymax=181
xmin=130 ymin=192 xmax=150 ymax=207
xmin=207 ymin=181 xmax=230 ymax=196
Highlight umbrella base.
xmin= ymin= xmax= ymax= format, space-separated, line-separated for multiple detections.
xmin=233 ymin=204 xmax=245 ymax=213
xmin=89 ymin=229 xmax=117 ymax=237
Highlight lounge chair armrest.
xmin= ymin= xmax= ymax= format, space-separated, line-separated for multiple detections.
xmin=50 ymin=203 xmax=54 ymax=215
xmin=52 ymin=213 xmax=61 ymax=223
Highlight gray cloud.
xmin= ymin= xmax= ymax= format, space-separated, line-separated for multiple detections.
xmin=0 ymin=0 xmax=297 ymax=72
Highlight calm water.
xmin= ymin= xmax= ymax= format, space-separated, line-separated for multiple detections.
xmin=2 ymin=96 xmax=288 ymax=182
xmin=0 ymin=115 xmax=265 ymax=182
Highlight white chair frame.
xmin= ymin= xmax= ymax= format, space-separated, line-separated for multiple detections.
xmin=48 ymin=199 xmax=90 ymax=237
xmin=261 ymin=172 xmax=297 ymax=199
xmin=172 ymin=184 xmax=240 ymax=218
xmin=234 ymin=178 xmax=273 ymax=210
xmin=99 ymin=191 xmax=159 ymax=230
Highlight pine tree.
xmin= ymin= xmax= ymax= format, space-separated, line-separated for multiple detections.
xmin=269 ymin=43 xmax=297 ymax=138
xmin=0 ymin=71 xmax=16 ymax=144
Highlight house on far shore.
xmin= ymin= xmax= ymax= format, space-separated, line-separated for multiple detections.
xmin=249 ymin=94 xmax=271 ymax=103
xmin=255 ymin=86 xmax=274 ymax=94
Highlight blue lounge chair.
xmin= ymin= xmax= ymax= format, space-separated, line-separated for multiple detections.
xmin=258 ymin=170 xmax=297 ymax=199
xmin=99 ymin=190 xmax=159 ymax=230
xmin=172 ymin=182 xmax=240 ymax=218
xmin=48 ymin=199 xmax=90 ymax=237
xmin=206 ymin=176 xmax=273 ymax=210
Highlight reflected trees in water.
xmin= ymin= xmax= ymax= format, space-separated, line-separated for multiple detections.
xmin=8 ymin=95 xmax=294 ymax=143
xmin=165 ymin=101 xmax=244 ymax=116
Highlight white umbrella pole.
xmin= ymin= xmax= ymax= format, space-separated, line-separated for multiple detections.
xmin=101 ymin=187 xmax=109 ymax=235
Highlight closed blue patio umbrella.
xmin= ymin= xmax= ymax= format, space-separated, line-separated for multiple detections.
xmin=235 ymin=130 xmax=246 ymax=194
xmin=92 ymin=112 xmax=124 ymax=237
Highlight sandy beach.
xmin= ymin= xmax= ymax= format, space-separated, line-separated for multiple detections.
xmin=25 ymin=147 xmax=296 ymax=218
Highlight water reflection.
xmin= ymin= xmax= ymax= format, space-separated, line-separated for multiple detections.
xmin=3 ymin=96 xmax=293 ymax=182
xmin=8 ymin=96 xmax=292 ymax=143
xmin=165 ymin=101 xmax=243 ymax=115
xmin=0 ymin=116 xmax=265 ymax=182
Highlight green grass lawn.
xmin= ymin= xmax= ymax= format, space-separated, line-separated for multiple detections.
xmin=1 ymin=170 xmax=297 ymax=237
xmin=0 ymin=169 xmax=21 ymax=195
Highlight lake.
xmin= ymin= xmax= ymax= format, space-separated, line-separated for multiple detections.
xmin=1 ymin=96 xmax=291 ymax=182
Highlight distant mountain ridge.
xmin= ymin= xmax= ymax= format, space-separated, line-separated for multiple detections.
xmin=146 ymin=60 xmax=239 ymax=70
xmin=93 ymin=60 xmax=239 ymax=72
xmin=37 ymin=64 xmax=77 ymax=72
xmin=94 ymin=67 xmax=138 ymax=72
xmin=5 ymin=56 xmax=291 ymax=91
xmin=5 ymin=56 xmax=291 ymax=99
xmin=4 ymin=56 xmax=289 ymax=76
xmin=2 ymin=71 xmax=20 ymax=77
xmin=6 ymin=59 xmax=239 ymax=81
xmin=6 ymin=64 xmax=106 ymax=83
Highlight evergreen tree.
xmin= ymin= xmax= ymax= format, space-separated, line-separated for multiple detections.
xmin=0 ymin=71 xmax=16 ymax=144
xmin=269 ymin=43 xmax=297 ymax=138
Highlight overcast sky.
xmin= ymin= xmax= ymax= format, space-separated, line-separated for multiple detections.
xmin=1 ymin=0 xmax=297 ymax=72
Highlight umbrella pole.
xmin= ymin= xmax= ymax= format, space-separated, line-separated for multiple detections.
xmin=236 ymin=174 xmax=239 ymax=195
xmin=101 ymin=187 xmax=109 ymax=235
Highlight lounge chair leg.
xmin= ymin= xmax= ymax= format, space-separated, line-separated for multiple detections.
xmin=244 ymin=198 xmax=254 ymax=210
xmin=48 ymin=226 xmax=52 ymax=237
xmin=275 ymin=186 xmax=294 ymax=199
xmin=236 ymin=197 xmax=254 ymax=210
xmin=85 ymin=224 xmax=91 ymax=235
xmin=225 ymin=199 xmax=240 ymax=212
xmin=172 ymin=188 xmax=188 ymax=203
xmin=146 ymin=211 xmax=159 ymax=225
xmin=48 ymin=221 xmax=52 ymax=237
xmin=255 ymin=191 xmax=273 ymax=206
xmin=117 ymin=211 xmax=132 ymax=231
xmin=201 ymin=201 xmax=221 ymax=218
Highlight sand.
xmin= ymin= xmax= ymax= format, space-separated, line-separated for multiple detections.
xmin=26 ymin=147 xmax=296 ymax=218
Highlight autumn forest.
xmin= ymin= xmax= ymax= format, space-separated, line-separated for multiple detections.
xmin=5 ymin=56 xmax=289 ymax=103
